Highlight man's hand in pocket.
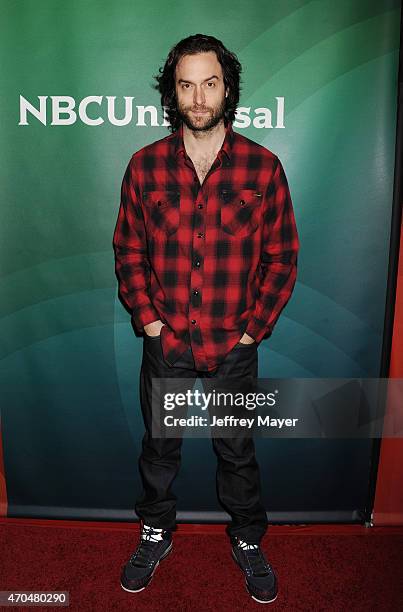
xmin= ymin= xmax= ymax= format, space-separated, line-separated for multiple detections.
xmin=143 ymin=320 xmax=165 ymax=337
xmin=239 ymin=333 xmax=256 ymax=345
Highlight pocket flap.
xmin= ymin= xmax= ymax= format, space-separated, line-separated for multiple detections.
xmin=221 ymin=189 xmax=262 ymax=207
xmin=143 ymin=190 xmax=180 ymax=208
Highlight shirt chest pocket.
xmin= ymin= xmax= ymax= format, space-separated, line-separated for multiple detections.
xmin=142 ymin=190 xmax=180 ymax=237
xmin=220 ymin=189 xmax=262 ymax=237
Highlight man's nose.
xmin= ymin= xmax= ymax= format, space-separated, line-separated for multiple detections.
xmin=194 ymin=85 xmax=205 ymax=106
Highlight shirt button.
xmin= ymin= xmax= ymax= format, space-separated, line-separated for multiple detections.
xmin=195 ymin=261 xmax=201 ymax=267
xmin=193 ymin=289 xmax=199 ymax=295
xmin=191 ymin=319 xmax=197 ymax=324
xmin=197 ymin=232 xmax=204 ymax=238
xmin=240 ymin=199 xmax=245 ymax=206
xmin=197 ymin=203 xmax=203 ymax=209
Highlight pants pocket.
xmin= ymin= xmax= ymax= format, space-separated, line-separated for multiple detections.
xmin=233 ymin=341 xmax=257 ymax=349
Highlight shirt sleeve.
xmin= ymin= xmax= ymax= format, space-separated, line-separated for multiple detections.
xmin=245 ymin=155 xmax=300 ymax=343
xmin=112 ymin=155 xmax=160 ymax=332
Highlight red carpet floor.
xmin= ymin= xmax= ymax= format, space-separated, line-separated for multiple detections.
xmin=1 ymin=520 xmax=403 ymax=611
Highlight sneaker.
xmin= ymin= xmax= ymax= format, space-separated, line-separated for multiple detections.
xmin=120 ymin=523 xmax=173 ymax=592
xmin=231 ymin=537 xmax=278 ymax=604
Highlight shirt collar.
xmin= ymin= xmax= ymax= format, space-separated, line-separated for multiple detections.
xmin=174 ymin=120 xmax=234 ymax=162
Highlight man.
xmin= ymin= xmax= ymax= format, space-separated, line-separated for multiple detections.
xmin=113 ymin=33 xmax=299 ymax=604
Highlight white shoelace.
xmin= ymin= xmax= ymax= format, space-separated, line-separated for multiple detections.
xmin=238 ymin=539 xmax=259 ymax=551
xmin=141 ymin=524 xmax=164 ymax=543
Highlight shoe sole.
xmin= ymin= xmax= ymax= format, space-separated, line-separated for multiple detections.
xmin=231 ymin=549 xmax=278 ymax=604
xmin=120 ymin=541 xmax=173 ymax=593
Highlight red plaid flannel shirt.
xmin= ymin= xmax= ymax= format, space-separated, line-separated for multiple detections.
xmin=113 ymin=121 xmax=299 ymax=371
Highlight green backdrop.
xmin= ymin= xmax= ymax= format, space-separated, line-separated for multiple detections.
xmin=0 ymin=0 xmax=400 ymax=521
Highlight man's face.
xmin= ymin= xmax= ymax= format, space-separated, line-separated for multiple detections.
xmin=175 ymin=51 xmax=228 ymax=132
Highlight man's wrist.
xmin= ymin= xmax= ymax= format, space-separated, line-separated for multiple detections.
xmin=143 ymin=319 xmax=160 ymax=331
xmin=241 ymin=332 xmax=256 ymax=343
xmin=131 ymin=306 xmax=161 ymax=333
xmin=245 ymin=317 xmax=272 ymax=344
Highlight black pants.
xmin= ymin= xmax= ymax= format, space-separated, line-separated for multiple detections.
xmin=135 ymin=335 xmax=268 ymax=544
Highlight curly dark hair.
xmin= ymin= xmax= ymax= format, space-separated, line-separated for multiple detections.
xmin=153 ymin=33 xmax=242 ymax=133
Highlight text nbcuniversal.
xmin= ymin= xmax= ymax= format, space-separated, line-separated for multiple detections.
xmin=18 ymin=96 xmax=286 ymax=128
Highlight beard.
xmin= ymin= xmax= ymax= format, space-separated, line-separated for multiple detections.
xmin=177 ymin=96 xmax=227 ymax=132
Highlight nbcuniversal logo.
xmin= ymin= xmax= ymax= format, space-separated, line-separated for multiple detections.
xmin=18 ymin=95 xmax=286 ymax=128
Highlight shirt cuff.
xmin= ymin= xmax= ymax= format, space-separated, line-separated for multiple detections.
xmin=244 ymin=316 xmax=273 ymax=344
xmin=131 ymin=303 xmax=161 ymax=333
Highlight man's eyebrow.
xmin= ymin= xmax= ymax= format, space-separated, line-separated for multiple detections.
xmin=178 ymin=75 xmax=220 ymax=84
